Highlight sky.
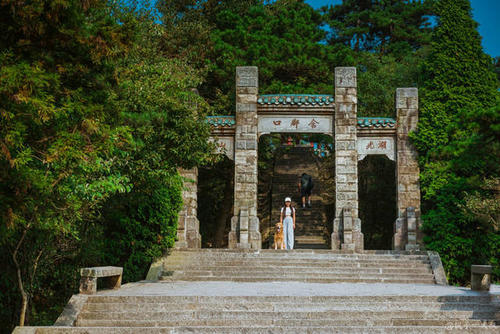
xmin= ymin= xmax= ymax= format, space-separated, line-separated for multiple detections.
xmin=305 ymin=0 xmax=500 ymax=57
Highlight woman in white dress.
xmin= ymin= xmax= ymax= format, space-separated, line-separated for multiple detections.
xmin=280 ymin=197 xmax=296 ymax=250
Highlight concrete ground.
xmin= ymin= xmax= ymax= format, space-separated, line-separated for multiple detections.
xmin=100 ymin=281 xmax=500 ymax=297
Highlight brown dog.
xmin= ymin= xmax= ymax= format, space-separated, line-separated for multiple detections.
xmin=273 ymin=222 xmax=285 ymax=250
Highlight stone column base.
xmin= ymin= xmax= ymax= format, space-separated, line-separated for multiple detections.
xmin=331 ymin=218 xmax=363 ymax=251
xmin=186 ymin=230 xmax=202 ymax=249
xmin=393 ymin=217 xmax=406 ymax=251
xmin=331 ymin=218 xmax=341 ymax=250
xmin=229 ymin=215 xmax=261 ymax=249
xmin=249 ymin=230 xmax=261 ymax=250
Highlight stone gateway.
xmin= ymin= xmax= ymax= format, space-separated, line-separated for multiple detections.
xmin=178 ymin=66 xmax=422 ymax=251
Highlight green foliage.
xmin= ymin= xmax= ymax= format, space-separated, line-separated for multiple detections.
xmin=201 ymin=0 xmax=337 ymax=114
xmin=0 ymin=0 xmax=213 ymax=331
xmin=325 ymin=0 xmax=433 ymax=56
xmin=411 ymin=0 xmax=499 ymax=284
xmin=100 ymin=179 xmax=183 ymax=282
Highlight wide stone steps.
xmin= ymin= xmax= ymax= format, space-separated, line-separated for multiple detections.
xmin=16 ymin=292 xmax=499 ymax=333
xmin=16 ymin=326 xmax=500 ymax=333
xmin=72 ymin=294 xmax=499 ymax=330
xmin=159 ymin=250 xmax=438 ymax=284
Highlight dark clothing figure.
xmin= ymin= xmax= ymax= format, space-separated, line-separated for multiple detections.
xmin=298 ymin=173 xmax=314 ymax=208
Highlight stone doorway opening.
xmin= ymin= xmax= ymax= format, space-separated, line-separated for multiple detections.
xmin=258 ymin=133 xmax=334 ymax=249
xmin=197 ymin=156 xmax=234 ymax=248
xmin=358 ymin=155 xmax=396 ymax=250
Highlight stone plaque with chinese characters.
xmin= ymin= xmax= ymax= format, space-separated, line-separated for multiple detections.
xmin=357 ymin=137 xmax=395 ymax=161
xmin=258 ymin=115 xmax=333 ymax=135
xmin=209 ymin=137 xmax=234 ymax=160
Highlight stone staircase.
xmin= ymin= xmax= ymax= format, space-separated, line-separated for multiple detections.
xmin=271 ymin=146 xmax=329 ymax=249
xmin=13 ymin=249 xmax=500 ymax=333
xmin=72 ymin=295 xmax=500 ymax=332
xmin=159 ymin=249 xmax=438 ymax=284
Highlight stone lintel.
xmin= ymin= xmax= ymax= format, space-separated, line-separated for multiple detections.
xmin=471 ymin=265 xmax=492 ymax=274
xmin=80 ymin=266 xmax=123 ymax=278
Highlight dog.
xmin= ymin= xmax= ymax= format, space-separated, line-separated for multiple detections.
xmin=273 ymin=222 xmax=285 ymax=250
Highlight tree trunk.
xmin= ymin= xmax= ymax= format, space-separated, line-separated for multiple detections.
xmin=12 ymin=227 xmax=28 ymax=326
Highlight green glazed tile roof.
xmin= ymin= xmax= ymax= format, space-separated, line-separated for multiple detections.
xmin=207 ymin=116 xmax=236 ymax=127
xmin=258 ymin=94 xmax=334 ymax=106
xmin=357 ymin=117 xmax=396 ymax=128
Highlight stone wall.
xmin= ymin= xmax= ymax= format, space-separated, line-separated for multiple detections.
xmin=394 ymin=88 xmax=421 ymax=250
xmin=332 ymin=67 xmax=363 ymax=251
xmin=229 ymin=66 xmax=261 ymax=249
xmin=176 ymin=168 xmax=201 ymax=248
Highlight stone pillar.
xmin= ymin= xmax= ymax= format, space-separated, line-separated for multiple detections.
xmin=394 ymin=88 xmax=421 ymax=250
xmin=229 ymin=66 xmax=261 ymax=249
xmin=332 ymin=67 xmax=363 ymax=251
xmin=176 ymin=168 xmax=201 ymax=248
xmin=405 ymin=206 xmax=418 ymax=250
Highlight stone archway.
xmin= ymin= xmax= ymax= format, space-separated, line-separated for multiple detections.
xmin=176 ymin=67 xmax=423 ymax=252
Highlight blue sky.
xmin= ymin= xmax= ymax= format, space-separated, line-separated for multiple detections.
xmin=305 ymin=0 xmax=500 ymax=57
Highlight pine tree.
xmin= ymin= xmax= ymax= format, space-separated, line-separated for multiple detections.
xmin=325 ymin=0 xmax=433 ymax=56
xmin=411 ymin=0 xmax=499 ymax=283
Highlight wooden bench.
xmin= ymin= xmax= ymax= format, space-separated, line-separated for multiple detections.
xmin=79 ymin=266 xmax=123 ymax=295
xmin=471 ymin=265 xmax=492 ymax=291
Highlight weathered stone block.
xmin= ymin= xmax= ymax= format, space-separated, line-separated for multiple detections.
xmin=335 ymin=67 xmax=357 ymax=88
xmin=236 ymin=103 xmax=257 ymax=113
xmin=236 ymin=66 xmax=258 ymax=87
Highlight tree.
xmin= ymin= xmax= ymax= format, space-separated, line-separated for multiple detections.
xmin=0 ymin=1 xmax=214 ymax=329
xmin=0 ymin=0 xmax=134 ymax=326
xmin=98 ymin=14 xmax=213 ymax=281
xmin=201 ymin=0 xmax=337 ymax=114
xmin=411 ymin=0 xmax=499 ymax=283
xmin=324 ymin=0 xmax=434 ymax=57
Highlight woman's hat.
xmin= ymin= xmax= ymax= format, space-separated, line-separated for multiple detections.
xmin=284 ymin=197 xmax=291 ymax=202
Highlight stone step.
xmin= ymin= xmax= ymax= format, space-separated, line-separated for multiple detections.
xmin=163 ymin=262 xmax=432 ymax=270
xmin=76 ymin=310 xmax=499 ymax=321
xmin=159 ymin=276 xmax=436 ymax=284
xmin=294 ymin=236 xmax=328 ymax=240
xmin=294 ymin=244 xmax=330 ymax=249
xmin=164 ymin=258 xmax=432 ymax=265
xmin=83 ymin=302 xmax=497 ymax=313
xmin=165 ymin=270 xmax=435 ymax=279
xmin=15 ymin=326 xmax=500 ymax=334
xmin=165 ymin=251 xmax=432 ymax=259
xmin=161 ymin=266 xmax=433 ymax=274
xmin=75 ymin=318 xmax=499 ymax=328
xmin=163 ymin=262 xmax=433 ymax=269
xmin=85 ymin=295 xmax=496 ymax=304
